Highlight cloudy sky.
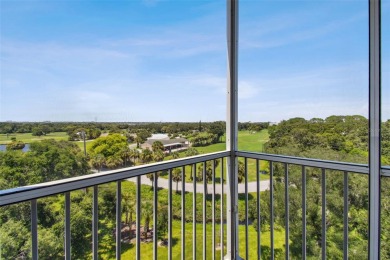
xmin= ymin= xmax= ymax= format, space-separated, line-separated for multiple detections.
xmin=1 ymin=0 xmax=389 ymax=122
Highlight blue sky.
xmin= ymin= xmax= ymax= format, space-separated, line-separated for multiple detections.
xmin=0 ymin=0 xmax=389 ymax=122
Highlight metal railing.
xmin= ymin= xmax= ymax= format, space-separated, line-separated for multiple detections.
xmin=0 ymin=151 xmax=229 ymax=260
xmin=236 ymin=151 xmax=389 ymax=259
xmin=1 ymin=150 xmax=389 ymax=259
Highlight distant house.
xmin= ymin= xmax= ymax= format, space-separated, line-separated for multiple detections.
xmin=141 ymin=137 xmax=190 ymax=153
xmin=147 ymin=133 xmax=170 ymax=140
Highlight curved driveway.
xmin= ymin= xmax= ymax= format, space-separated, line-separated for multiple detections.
xmin=127 ymin=175 xmax=270 ymax=194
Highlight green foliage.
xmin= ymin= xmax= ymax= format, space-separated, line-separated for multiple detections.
xmin=206 ymin=121 xmax=225 ymax=142
xmin=6 ymin=140 xmax=25 ymax=150
xmin=172 ymin=168 xmax=182 ymax=193
xmin=188 ymin=132 xmax=218 ymax=147
xmin=157 ymin=205 xmax=169 ymax=239
xmin=67 ymin=128 xmax=101 ymax=141
xmin=152 ymin=149 xmax=165 ymax=162
xmin=264 ymin=115 xmax=390 ymax=259
xmin=31 ymin=126 xmax=44 ymax=136
xmin=0 ymin=219 xmax=30 ymax=259
xmin=0 ymin=140 xmax=89 ymax=189
xmin=146 ymin=171 xmax=161 ymax=189
xmin=134 ymin=129 xmax=151 ymax=148
xmin=140 ymin=148 xmax=153 ymax=163
xmin=267 ymin=115 xmax=370 ymax=156
xmin=89 ymin=134 xmax=129 ymax=170
xmin=185 ymin=147 xmax=199 ymax=157
xmin=151 ymin=140 xmax=164 ymax=152
xmin=171 ymin=151 xmax=180 ymax=159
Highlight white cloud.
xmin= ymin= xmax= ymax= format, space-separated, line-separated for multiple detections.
xmin=238 ymin=81 xmax=260 ymax=99
xmin=240 ymin=5 xmax=366 ymax=50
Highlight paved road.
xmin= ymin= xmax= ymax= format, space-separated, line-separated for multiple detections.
xmin=127 ymin=175 xmax=270 ymax=194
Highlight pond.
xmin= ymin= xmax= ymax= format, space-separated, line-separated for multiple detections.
xmin=0 ymin=143 xmax=30 ymax=152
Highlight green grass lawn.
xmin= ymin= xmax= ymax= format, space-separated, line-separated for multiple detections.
xmin=74 ymin=140 xmax=95 ymax=151
xmin=93 ymin=181 xmax=285 ymax=259
xmin=162 ymin=130 xmax=270 ymax=182
xmin=0 ymin=132 xmax=69 ymax=144
xmin=119 ymin=220 xmax=285 ymax=260
xmin=238 ymin=129 xmax=269 ymax=152
xmin=0 ymin=131 xmax=96 ymax=152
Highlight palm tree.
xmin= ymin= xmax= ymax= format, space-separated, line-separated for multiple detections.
xmin=157 ymin=204 xmax=168 ymax=241
xmin=106 ymin=155 xmax=123 ymax=169
xmin=197 ymin=160 xmax=220 ymax=195
xmin=135 ymin=136 xmax=143 ymax=148
xmin=140 ymin=148 xmax=153 ymax=164
xmin=238 ymin=160 xmax=245 ymax=183
xmin=120 ymin=147 xmax=131 ymax=167
xmin=122 ymin=192 xmax=135 ymax=225
xmin=91 ymin=154 xmax=105 ymax=172
xmin=171 ymin=151 xmax=180 ymax=159
xmin=153 ymin=149 xmax=164 ymax=163
xmin=185 ymin=147 xmax=199 ymax=157
xmin=186 ymin=148 xmax=199 ymax=180
xmin=152 ymin=141 xmax=164 ymax=152
xmin=142 ymin=202 xmax=153 ymax=233
xmin=130 ymin=149 xmax=140 ymax=164
xmin=146 ymin=172 xmax=160 ymax=189
xmin=172 ymin=168 xmax=183 ymax=193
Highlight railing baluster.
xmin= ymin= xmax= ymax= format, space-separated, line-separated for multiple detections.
xmin=92 ymin=186 xmax=98 ymax=260
xmin=321 ymin=169 xmax=326 ymax=260
xmin=270 ymin=161 xmax=274 ymax=259
xmin=203 ymin=161 xmax=207 ymax=260
xmin=65 ymin=192 xmax=71 ymax=260
xmin=220 ymin=158 xmax=224 ymax=260
xmin=153 ymin=172 xmax=158 ymax=260
xmin=344 ymin=171 xmax=349 ymax=259
xmin=302 ymin=166 xmax=306 ymax=260
xmin=212 ymin=160 xmax=216 ymax=260
xmin=181 ymin=166 xmax=186 ymax=260
xmin=168 ymin=169 xmax=173 ymax=260
xmin=136 ymin=176 xmax=141 ymax=260
xmin=31 ymin=199 xmax=38 ymax=260
xmin=116 ymin=181 xmax=121 ymax=260
xmin=285 ymin=163 xmax=289 ymax=260
xmin=245 ymin=157 xmax=248 ymax=260
xmin=256 ymin=159 xmax=261 ymax=259
xmin=193 ymin=163 xmax=197 ymax=260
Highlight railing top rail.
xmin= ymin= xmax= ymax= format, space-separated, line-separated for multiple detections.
xmin=0 ymin=151 xmax=230 ymax=206
xmin=2 ymin=150 xmax=389 ymax=206
xmin=236 ymin=151 xmax=390 ymax=176
xmin=383 ymin=166 xmax=390 ymax=177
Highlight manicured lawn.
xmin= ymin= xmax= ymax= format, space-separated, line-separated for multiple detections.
xmin=238 ymin=129 xmax=269 ymax=152
xmin=162 ymin=130 xmax=270 ymax=182
xmin=0 ymin=132 xmax=68 ymax=144
xmin=74 ymin=140 xmax=95 ymax=151
xmin=0 ymin=131 xmax=97 ymax=153
xmin=118 ymin=220 xmax=285 ymax=259
xmin=112 ymin=181 xmax=285 ymax=260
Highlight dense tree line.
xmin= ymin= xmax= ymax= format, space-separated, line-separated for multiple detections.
xmin=0 ymin=140 xmax=91 ymax=258
xmin=0 ymin=140 xmax=89 ymax=189
xmin=252 ymin=115 xmax=390 ymax=258
xmin=1 ymin=120 xmax=267 ymax=138
xmin=238 ymin=121 xmax=269 ymax=132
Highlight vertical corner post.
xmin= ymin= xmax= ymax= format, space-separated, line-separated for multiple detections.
xmin=226 ymin=0 xmax=240 ymax=259
xmin=369 ymin=0 xmax=381 ymax=258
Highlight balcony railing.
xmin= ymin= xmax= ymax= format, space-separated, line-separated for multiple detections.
xmin=1 ymin=150 xmax=389 ymax=259
xmin=0 ymin=0 xmax=385 ymax=258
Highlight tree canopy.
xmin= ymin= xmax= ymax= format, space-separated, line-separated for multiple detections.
xmin=88 ymin=134 xmax=129 ymax=170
